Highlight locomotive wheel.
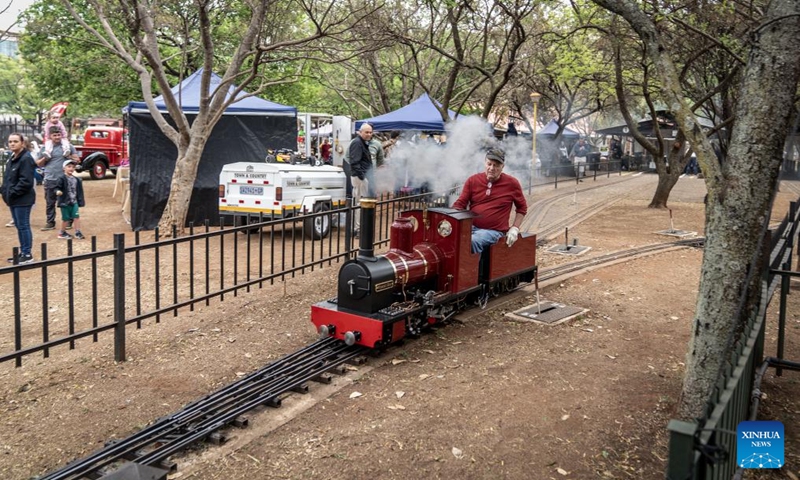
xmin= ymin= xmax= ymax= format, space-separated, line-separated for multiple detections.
xmin=304 ymin=203 xmax=331 ymax=239
xmin=90 ymin=161 xmax=108 ymax=180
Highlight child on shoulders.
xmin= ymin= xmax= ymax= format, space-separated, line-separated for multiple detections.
xmin=43 ymin=111 xmax=70 ymax=159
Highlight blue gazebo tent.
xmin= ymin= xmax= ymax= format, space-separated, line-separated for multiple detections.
xmin=126 ymin=69 xmax=297 ymax=230
xmin=126 ymin=68 xmax=297 ymax=115
xmin=355 ymin=93 xmax=457 ymax=132
xmin=537 ymin=119 xmax=581 ymax=137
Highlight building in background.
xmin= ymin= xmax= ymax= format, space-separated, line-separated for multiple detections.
xmin=0 ymin=31 xmax=19 ymax=58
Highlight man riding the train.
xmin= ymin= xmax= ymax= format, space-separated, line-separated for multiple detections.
xmin=453 ymin=148 xmax=527 ymax=253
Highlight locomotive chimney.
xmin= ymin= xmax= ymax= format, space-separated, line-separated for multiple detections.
xmin=358 ymin=198 xmax=377 ymax=260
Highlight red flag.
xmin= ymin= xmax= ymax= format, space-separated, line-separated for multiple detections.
xmin=50 ymin=102 xmax=70 ymax=116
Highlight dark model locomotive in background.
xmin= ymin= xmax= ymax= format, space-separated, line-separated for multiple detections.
xmin=311 ymin=199 xmax=538 ymax=349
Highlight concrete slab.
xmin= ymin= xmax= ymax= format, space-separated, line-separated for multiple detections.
xmin=654 ymin=229 xmax=697 ymax=238
xmin=505 ymin=300 xmax=588 ymax=325
xmin=547 ymin=244 xmax=592 ymax=256
xmin=100 ymin=463 xmax=169 ymax=480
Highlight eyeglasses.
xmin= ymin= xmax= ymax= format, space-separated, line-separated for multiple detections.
xmin=486 ymin=181 xmax=492 ymax=197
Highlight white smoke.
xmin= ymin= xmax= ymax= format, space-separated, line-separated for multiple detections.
xmin=373 ymin=116 xmax=537 ymax=198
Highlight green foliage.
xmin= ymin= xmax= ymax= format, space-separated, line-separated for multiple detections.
xmin=18 ymin=1 xmax=144 ymax=117
xmin=0 ymin=55 xmax=48 ymax=121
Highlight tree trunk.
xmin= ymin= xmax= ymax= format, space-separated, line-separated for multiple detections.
xmin=678 ymin=0 xmax=800 ymax=418
xmin=648 ymin=173 xmax=678 ymax=208
xmin=158 ymin=140 xmax=208 ymax=235
xmin=648 ymin=150 xmax=685 ymax=208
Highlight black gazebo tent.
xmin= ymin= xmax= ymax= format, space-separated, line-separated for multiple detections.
xmin=126 ymin=69 xmax=297 ymax=230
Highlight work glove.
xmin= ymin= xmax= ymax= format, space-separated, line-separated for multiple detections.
xmin=506 ymin=226 xmax=520 ymax=247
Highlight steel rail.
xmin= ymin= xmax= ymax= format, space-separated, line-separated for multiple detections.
xmin=42 ymin=338 xmax=341 ymax=479
xmin=42 ymin=229 xmax=704 ymax=479
xmin=522 ymin=174 xmax=641 ymax=233
xmin=538 ymin=237 xmax=705 ymax=282
xmin=137 ymin=346 xmax=366 ymax=466
xmin=41 ymin=338 xmax=366 ymax=480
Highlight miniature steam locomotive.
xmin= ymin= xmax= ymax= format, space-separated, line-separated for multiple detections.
xmin=310 ymin=199 xmax=537 ymax=349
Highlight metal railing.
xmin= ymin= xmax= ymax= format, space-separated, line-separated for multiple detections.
xmin=666 ymin=199 xmax=800 ymax=479
xmin=0 ymin=162 xmax=639 ymax=368
xmin=513 ymin=158 xmax=627 ymax=194
xmin=0 ymin=189 xmax=452 ymax=367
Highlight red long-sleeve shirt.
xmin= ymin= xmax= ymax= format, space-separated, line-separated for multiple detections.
xmin=453 ymin=172 xmax=527 ymax=232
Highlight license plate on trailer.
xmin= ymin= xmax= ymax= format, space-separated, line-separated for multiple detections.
xmin=239 ymin=186 xmax=264 ymax=196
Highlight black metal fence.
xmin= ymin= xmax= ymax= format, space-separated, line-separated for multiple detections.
xmin=498 ymin=158 xmax=628 ymax=198
xmin=0 ymin=189 xmax=453 ymax=367
xmin=666 ymin=199 xmax=800 ymax=479
xmin=0 ymin=117 xmax=39 ymax=145
xmin=0 ymin=160 xmax=639 ymax=367
xmin=0 ymin=117 xmax=41 ymax=179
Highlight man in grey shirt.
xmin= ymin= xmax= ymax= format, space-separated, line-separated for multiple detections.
xmin=369 ymin=137 xmax=384 ymax=169
xmin=37 ymin=127 xmax=78 ymax=230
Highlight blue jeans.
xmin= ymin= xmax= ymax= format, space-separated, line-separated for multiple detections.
xmin=684 ymin=157 xmax=699 ymax=175
xmin=11 ymin=205 xmax=33 ymax=256
xmin=471 ymin=226 xmax=503 ymax=254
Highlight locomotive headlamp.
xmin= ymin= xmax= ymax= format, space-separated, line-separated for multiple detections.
xmin=437 ymin=220 xmax=452 ymax=237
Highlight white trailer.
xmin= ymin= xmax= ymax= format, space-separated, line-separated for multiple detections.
xmin=218 ymin=162 xmax=347 ymax=238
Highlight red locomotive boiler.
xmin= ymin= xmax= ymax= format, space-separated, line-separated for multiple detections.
xmin=311 ymin=199 xmax=537 ymax=349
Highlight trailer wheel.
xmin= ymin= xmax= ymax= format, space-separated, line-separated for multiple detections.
xmin=90 ymin=161 xmax=108 ymax=180
xmin=304 ymin=203 xmax=330 ymax=239
xmin=247 ymin=215 xmax=266 ymax=234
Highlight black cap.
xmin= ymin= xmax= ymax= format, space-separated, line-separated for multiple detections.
xmin=486 ymin=148 xmax=505 ymax=164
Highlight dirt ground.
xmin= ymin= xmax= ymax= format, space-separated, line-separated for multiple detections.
xmin=0 ymin=173 xmax=798 ymax=479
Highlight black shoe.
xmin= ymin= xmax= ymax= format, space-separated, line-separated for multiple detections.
xmin=41 ymin=222 xmax=56 ymax=231
xmin=66 ymin=221 xmax=73 ymax=230
xmin=18 ymin=254 xmax=34 ymax=264
xmin=74 ymin=231 xmax=85 ymax=240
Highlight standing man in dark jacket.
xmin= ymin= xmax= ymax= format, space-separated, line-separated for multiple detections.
xmin=569 ymin=138 xmax=591 ymax=180
xmin=346 ymin=123 xmax=375 ymax=235
xmin=1 ymin=133 xmax=37 ymax=263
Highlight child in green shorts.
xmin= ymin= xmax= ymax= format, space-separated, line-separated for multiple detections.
xmin=55 ymin=160 xmax=86 ymax=239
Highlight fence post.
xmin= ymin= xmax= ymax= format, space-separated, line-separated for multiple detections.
xmin=777 ymin=261 xmax=790 ymax=376
xmin=113 ymin=233 xmax=126 ymax=362
xmin=762 ymin=229 xmax=772 ymax=285
xmin=345 ymin=195 xmax=353 ymax=254
xmin=666 ymin=420 xmax=698 ymax=480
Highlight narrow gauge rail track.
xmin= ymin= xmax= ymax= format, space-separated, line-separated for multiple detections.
xmin=41 ymin=338 xmax=367 ymax=480
xmin=42 ymin=236 xmax=704 ymax=480
xmin=537 ymin=236 xmax=705 ymax=283
xmin=522 ymin=174 xmax=651 ymax=243
xmin=523 ymin=173 xmax=642 ymax=231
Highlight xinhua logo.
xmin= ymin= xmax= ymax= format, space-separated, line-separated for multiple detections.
xmin=737 ymin=421 xmax=784 ymax=469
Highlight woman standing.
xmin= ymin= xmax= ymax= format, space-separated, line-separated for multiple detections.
xmin=1 ymin=133 xmax=37 ymax=264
